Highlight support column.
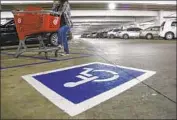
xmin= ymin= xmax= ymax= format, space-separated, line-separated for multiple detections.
xmin=156 ymin=10 xmax=163 ymax=26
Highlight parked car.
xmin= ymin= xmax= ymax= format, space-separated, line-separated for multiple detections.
xmin=81 ymin=33 xmax=88 ymax=38
xmin=87 ymin=33 xmax=92 ymax=38
xmin=91 ymin=32 xmax=97 ymax=38
xmin=96 ymin=30 xmax=109 ymax=38
xmin=95 ymin=32 xmax=102 ymax=38
xmin=119 ymin=27 xmax=142 ymax=39
xmin=159 ymin=19 xmax=176 ymax=40
xmin=1 ymin=19 xmax=19 ymax=46
xmin=0 ymin=19 xmax=72 ymax=46
xmin=107 ymin=29 xmax=121 ymax=38
xmin=50 ymin=31 xmax=73 ymax=46
xmin=139 ymin=26 xmax=160 ymax=39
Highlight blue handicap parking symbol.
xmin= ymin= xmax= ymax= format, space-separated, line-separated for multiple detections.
xmin=33 ymin=63 xmax=146 ymax=104
xmin=23 ymin=62 xmax=156 ymax=116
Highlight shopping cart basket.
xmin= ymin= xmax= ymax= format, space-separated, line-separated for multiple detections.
xmin=12 ymin=6 xmax=61 ymax=58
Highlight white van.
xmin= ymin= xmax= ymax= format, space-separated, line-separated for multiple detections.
xmin=159 ymin=19 xmax=177 ymax=40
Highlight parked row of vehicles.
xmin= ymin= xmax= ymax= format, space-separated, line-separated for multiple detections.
xmin=81 ymin=19 xmax=177 ymax=40
xmin=0 ymin=18 xmax=176 ymax=46
xmin=0 ymin=19 xmax=73 ymax=46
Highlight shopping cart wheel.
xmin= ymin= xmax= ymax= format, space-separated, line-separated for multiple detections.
xmin=38 ymin=52 xmax=42 ymax=55
xmin=14 ymin=54 xmax=20 ymax=58
xmin=55 ymin=50 xmax=58 ymax=57
xmin=45 ymin=52 xmax=48 ymax=59
xmin=15 ymin=51 xmax=24 ymax=58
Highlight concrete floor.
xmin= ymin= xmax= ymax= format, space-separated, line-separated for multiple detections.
xmin=1 ymin=38 xmax=176 ymax=119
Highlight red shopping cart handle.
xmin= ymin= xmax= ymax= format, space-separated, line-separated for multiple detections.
xmin=12 ymin=6 xmax=61 ymax=16
xmin=12 ymin=10 xmax=60 ymax=16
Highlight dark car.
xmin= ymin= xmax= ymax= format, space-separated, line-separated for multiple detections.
xmin=81 ymin=33 xmax=88 ymax=38
xmin=49 ymin=31 xmax=73 ymax=46
xmin=1 ymin=19 xmax=48 ymax=46
xmin=95 ymin=32 xmax=102 ymax=38
xmin=97 ymin=30 xmax=109 ymax=38
xmin=1 ymin=19 xmax=19 ymax=46
xmin=0 ymin=19 xmax=72 ymax=46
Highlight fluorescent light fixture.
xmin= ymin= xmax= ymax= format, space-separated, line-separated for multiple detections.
xmin=108 ymin=3 xmax=116 ymax=10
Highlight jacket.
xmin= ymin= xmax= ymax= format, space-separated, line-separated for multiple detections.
xmin=59 ymin=1 xmax=73 ymax=28
xmin=52 ymin=1 xmax=73 ymax=28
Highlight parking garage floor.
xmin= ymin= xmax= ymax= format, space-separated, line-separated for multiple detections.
xmin=1 ymin=38 xmax=176 ymax=119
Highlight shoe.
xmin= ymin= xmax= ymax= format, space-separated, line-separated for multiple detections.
xmin=60 ymin=53 xmax=69 ymax=56
xmin=58 ymin=45 xmax=62 ymax=48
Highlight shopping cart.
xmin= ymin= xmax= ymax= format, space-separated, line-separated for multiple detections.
xmin=12 ymin=6 xmax=61 ymax=58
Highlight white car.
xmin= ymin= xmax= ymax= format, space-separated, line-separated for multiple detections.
xmin=139 ymin=26 xmax=160 ymax=39
xmin=107 ymin=29 xmax=121 ymax=38
xmin=119 ymin=27 xmax=142 ymax=39
xmin=159 ymin=19 xmax=176 ymax=40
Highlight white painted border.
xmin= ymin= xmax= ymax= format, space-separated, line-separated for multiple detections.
xmin=22 ymin=62 xmax=156 ymax=116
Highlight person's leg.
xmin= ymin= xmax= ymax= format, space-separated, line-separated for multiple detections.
xmin=62 ymin=25 xmax=70 ymax=54
xmin=57 ymin=27 xmax=63 ymax=45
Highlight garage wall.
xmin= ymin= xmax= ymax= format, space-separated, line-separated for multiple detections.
xmin=158 ymin=11 xmax=176 ymax=25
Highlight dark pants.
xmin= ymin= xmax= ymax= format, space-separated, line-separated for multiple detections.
xmin=57 ymin=25 xmax=70 ymax=54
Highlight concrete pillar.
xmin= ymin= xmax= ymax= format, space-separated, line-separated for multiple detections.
xmin=156 ymin=10 xmax=163 ymax=26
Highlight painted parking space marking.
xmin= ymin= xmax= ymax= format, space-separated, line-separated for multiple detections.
xmin=1 ymin=52 xmax=94 ymax=70
xmin=22 ymin=62 xmax=156 ymax=116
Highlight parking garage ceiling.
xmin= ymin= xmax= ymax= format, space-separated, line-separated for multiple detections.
xmin=2 ymin=1 xmax=177 ymax=11
xmin=1 ymin=0 xmax=177 ymax=35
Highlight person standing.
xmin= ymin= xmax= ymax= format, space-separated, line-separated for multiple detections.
xmin=52 ymin=0 xmax=73 ymax=55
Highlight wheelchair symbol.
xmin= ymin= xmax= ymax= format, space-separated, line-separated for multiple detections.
xmin=64 ymin=68 xmax=119 ymax=88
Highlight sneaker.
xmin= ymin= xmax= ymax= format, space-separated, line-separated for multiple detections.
xmin=65 ymin=53 xmax=70 ymax=56
xmin=58 ymin=45 xmax=62 ymax=49
xmin=60 ymin=53 xmax=69 ymax=56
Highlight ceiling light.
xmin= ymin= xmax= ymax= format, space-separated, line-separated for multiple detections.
xmin=1 ymin=1 xmax=176 ymax=5
xmin=108 ymin=3 xmax=116 ymax=10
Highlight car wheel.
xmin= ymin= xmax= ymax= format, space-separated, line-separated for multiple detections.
xmin=103 ymin=33 xmax=107 ymax=38
xmin=165 ymin=32 xmax=174 ymax=40
xmin=110 ymin=35 xmax=114 ymax=39
xmin=146 ymin=34 xmax=153 ymax=40
xmin=50 ymin=33 xmax=58 ymax=46
xmin=123 ymin=34 xmax=129 ymax=39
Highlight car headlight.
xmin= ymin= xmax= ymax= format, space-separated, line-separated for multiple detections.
xmin=1 ymin=28 xmax=6 ymax=31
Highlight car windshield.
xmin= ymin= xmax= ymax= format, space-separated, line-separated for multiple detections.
xmin=114 ymin=29 xmax=120 ymax=32
xmin=144 ymin=27 xmax=151 ymax=30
